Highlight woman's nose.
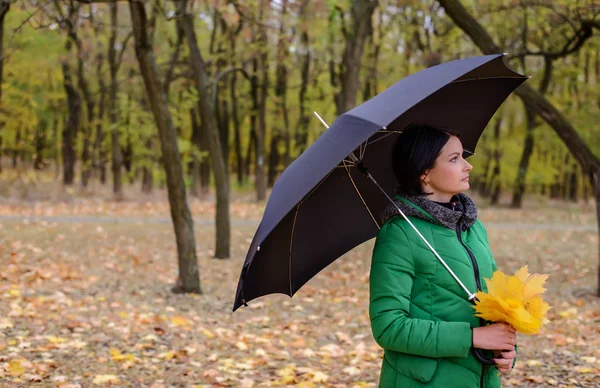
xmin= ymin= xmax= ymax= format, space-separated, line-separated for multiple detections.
xmin=465 ymin=161 xmax=473 ymax=171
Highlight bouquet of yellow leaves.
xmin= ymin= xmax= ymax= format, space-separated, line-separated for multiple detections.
xmin=473 ymin=266 xmax=550 ymax=335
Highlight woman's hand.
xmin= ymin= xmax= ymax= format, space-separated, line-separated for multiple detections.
xmin=494 ymin=350 xmax=517 ymax=374
xmin=472 ymin=323 xmax=516 ymax=351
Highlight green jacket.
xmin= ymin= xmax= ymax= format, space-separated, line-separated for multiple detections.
xmin=369 ymin=194 xmax=510 ymax=388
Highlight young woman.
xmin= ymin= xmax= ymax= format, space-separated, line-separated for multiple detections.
xmin=369 ymin=124 xmax=517 ymax=387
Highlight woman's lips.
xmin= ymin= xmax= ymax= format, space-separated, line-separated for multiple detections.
xmin=462 ymin=176 xmax=470 ymax=181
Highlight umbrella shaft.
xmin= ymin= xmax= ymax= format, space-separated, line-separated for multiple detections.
xmin=312 ymin=111 xmax=476 ymax=301
xmin=365 ymin=172 xmax=477 ymax=301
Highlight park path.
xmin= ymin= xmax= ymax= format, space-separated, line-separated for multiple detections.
xmin=0 ymin=214 xmax=596 ymax=231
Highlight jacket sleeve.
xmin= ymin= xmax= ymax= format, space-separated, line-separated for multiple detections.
xmin=369 ymin=220 xmax=473 ymax=358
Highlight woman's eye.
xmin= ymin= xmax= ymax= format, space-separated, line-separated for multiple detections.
xmin=451 ymin=157 xmax=457 ymax=162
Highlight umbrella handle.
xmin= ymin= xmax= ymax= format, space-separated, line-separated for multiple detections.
xmin=472 ymin=348 xmax=496 ymax=366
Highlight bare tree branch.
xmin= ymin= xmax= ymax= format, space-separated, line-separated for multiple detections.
xmin=509 ymin=23 xmax=593 ymax=60
xmin=0 ymin=0 xmax=55 ymax=62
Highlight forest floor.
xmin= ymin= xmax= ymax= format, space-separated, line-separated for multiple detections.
xmin=0 ymin=193 xmax=599 ymax=387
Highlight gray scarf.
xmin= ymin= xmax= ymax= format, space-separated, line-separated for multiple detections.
xmin=380 ymin=193 xmax=478 ymax=231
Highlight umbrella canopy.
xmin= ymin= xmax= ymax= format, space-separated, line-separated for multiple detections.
xmin=233 ymin=53 xmax=527 ymax=312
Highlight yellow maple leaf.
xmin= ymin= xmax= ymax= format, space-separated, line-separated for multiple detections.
xmin=7 ymin=359 xmax=26 ymax=377
xmin=473 ymin=266 xmax=550 ymax=335
xmin=525 ymin=296 xmax=551 ymax=321
xmin=515 ymin=266 xmax=549 ymax=301
xmin=109 ymin=348 xmax=135 ymax=362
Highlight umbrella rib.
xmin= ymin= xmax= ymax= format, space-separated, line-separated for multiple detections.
xmin=450 ymin=76 xmax=527 ymax=84
xmin=343 ymin=160 xmax=380 ymax=230
xmin=367 ymin=131 xmax=398 ymax=147
xmin=289 ymin=204 xmax=300 ymax=297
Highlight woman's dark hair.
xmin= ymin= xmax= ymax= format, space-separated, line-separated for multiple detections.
xmin=392 ymin=123 xmax=459 ymax=196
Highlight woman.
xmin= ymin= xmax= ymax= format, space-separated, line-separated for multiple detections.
xmin=369 ymin=124 xmax=517 ymax=388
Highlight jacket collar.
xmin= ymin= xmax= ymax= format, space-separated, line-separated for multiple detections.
xmin=380 ymin=192 xmax=478 ymax=231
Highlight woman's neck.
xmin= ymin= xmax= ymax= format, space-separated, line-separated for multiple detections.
xmin=427 ymin=193 xmax=456 ymax=203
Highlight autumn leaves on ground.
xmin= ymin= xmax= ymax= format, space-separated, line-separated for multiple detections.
xmin=1 ymin=195 xmax=599 ymax=387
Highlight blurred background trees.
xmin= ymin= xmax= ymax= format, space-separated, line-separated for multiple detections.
xmin=1 ymin=0 xmax=599 ymax=294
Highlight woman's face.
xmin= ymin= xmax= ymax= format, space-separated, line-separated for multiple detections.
xmin=420 ymin=136 xmax=472 ymax=202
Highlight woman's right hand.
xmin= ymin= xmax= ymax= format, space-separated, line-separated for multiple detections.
xmin=472 ymin=323 xmax=516 ymax=351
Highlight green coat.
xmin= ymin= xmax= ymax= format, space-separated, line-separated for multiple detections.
xmin=369 ymin=196 xmax=507 ymax=388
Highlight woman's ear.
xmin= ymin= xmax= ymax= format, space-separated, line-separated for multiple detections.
xmin=420 ymin=170 xmax=430 ymax=185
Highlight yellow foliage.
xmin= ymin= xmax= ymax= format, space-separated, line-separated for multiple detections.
xmin=473 ymin=266 xmax=550 ymax=334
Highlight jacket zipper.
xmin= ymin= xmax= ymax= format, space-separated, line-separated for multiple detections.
xmin=456 ymin=225 xmax=485 ymax=388
xmin=455 ymin=226 xmax=481 ymax=291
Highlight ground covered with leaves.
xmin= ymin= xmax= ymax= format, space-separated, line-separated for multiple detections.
xmin=0 ymin=197 xmax=599 ymax=387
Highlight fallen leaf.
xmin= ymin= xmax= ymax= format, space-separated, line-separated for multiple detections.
xmin=7 ymin=359 xmax=26 ymax=377
xmin=575 ymin=366 xmax=594 ymax=374
xmin=170 ymin=316 xmax=190 ymax=326
xmin=312 ymin=371 xmax=328 ymax=383
xmin=109 ymin=348 xmax=135 ymax=362
xmin=558 ymin=308 xmax=577 ymax=319
xmin=92 ymin=374 xmax=120 ymax=385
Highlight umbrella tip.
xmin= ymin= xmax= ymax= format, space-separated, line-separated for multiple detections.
xmin=502 ymin=52 xmax=508 ymax=56
xmin=528 ymin=75 xmax=533 ymax=79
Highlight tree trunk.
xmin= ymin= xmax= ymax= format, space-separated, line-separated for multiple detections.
xmin=60 ymin=3 xmax=94 ymax=188
xmin=34 ymin=120 xmax=46 ymax=170
xmin=295 ymin=0 xmax=311 ymax=156
xmin=95 ymin=52 xmax=108 ymax=184
xmin=245 ymin=126 xmax=256 ymax=181
xmin=593 ymin=169 xmax=600 ymax=296
xmin=129 ymin=0 xmax=201 ymax=292
xmin=478 ymin=151 xmax=491 ymax=198
xmin=213 ymin=13 xmax=230 ymax=166
xmin=511 ymin=107 xmax=535 ymax=208
xmin=512 ymin=54 xmax=553 ymax=208
xmin=176 ymin=0 xmax=230 ymax=259
xmin=109 ymin=1 xmax=123 ymax=198
xmin=190 ymin=108 xmax=201 ymax=198
xmin=335 ymin=0 xmax=378 ymax=116
xmin=141 ymin=152 xmax=153 ymax=194
xmin=254 ymin=2 xmax=268 ymax=201
xmin=569 ymin=162 xmax=578 ymax=202
xmin=490 ymin=115 xmax=503 ymax=205
xmin=200 ymin=121 xmax=210 ymax=197
xmin=268 ymin=0 xmax=289 ymax=186
xmin=231 ymin=67 xmax=244 ymax=186
xmin=12 ymin=129 xmax=19 ymax=168
xmin=438 ymin=0 xmax=600 ymax=296
xmin=80 ymin=113 xmax=93 ymax=187
xmin=0 ymin=0 xmax=8 ymax=104
xmin=0 ymin=1 xmax=9 ymax=173
xmin=267 ymin=134 xmax=281 ymax=187
xmin=61 ymin=62 xmax=80 ymax=185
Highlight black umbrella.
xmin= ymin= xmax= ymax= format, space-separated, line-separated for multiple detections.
xmin=233 ymin=53 xmax=527 ymax=313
